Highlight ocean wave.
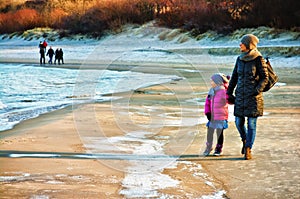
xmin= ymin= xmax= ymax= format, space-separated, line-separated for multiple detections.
xmin=0 ymin=63 xmax=179 ymax=132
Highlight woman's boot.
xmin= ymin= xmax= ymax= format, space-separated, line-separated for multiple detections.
xmin=245 ymin=147 xmax=252 ymax=160
xmin=241 ymin=140 xmax=246 ymax=154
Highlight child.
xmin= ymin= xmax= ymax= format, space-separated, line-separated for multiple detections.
xmin=203 ymin=73 xmax=229 ymax=156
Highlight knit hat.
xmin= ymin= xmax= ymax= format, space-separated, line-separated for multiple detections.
xmin=241 ymin=34 xmax=259 ymax=50
xmin=211 ymin=73 xmax=229 ymax=85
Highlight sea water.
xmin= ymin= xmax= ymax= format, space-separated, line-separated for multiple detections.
xmin=0 ymin=63 xmax=178 ymax=132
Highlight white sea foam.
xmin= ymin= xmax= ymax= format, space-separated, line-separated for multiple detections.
xmin=83 ymin=132 xmax=180 ymax=198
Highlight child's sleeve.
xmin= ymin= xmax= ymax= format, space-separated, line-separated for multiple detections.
xmin=204 ymin=95 xmax=211 ymax=114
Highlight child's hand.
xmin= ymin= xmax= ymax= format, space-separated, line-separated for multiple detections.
xmin=206 ymin=113 xmax=211 ymax=121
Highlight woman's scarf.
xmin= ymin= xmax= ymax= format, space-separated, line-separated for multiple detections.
xmin=239 ymin=48 xmax=262 ymax=61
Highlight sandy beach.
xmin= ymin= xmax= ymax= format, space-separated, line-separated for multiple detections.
xmin=1 ymin=25 xmax=300 ymax=198
xmin=1 ymin=60 xmax=299 ymax=198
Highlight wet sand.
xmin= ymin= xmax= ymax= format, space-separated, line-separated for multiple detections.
xmin=0 ymin=58 xmax=299 ymax=198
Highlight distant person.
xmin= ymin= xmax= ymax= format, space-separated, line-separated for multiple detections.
xmin=57 ymin=48 xmax=64 ymax=65
xmin=227 ymin=34 xmax=268 ymax=160
xmin=38 ymin=41 xmax=43 ymax=49
xmin=46 ymin=46 xmax=55 ymax=64
xmin=42 ymin=39 xmax=48 ymax=50
xmin=54 ymin=48 xmax=59 ymax=64
xmin=203 ymin=73 xmax=230 ymax=156
xmin=38 ymin=41 xmax=45 ymax=65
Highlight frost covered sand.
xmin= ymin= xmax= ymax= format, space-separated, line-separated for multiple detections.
xmin=0 ymin=23 xmax=300 ymax=198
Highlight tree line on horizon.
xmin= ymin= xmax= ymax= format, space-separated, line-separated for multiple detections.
xmin=0 ymin=0 xmax=299 ymax=37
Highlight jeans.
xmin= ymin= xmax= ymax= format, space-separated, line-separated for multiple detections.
xmin=235 ymin=116 xmax=257 ymax=149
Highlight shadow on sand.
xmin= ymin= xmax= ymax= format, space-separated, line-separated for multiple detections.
xmin=0 ymin=150 xmax=244 ymax=161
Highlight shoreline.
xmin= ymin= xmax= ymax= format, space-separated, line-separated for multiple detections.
xmin=0 ymin=61 xmax=189 ymax=133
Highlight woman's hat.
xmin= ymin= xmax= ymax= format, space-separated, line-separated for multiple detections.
xmin=241 ymin=34 xmax=259 ymax=50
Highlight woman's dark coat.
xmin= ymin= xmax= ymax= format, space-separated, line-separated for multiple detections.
xmin=227 ymin=56 xmax=269 ymax=117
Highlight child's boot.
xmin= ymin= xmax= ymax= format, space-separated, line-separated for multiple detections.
xmin=203 ymin=142 xmax=213 ymax=156
xmin=213 ymin=144 xmax=223 ymax=156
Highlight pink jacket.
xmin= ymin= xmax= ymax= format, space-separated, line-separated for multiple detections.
xmin=204 ymin=87 xmax=229 ymax=120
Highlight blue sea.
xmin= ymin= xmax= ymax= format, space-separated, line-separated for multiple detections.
xmin=0 ymin=63 xmax=179 ymax=132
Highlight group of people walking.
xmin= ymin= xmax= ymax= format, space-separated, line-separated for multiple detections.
xmin=202 ymin=34 xmax=269 ymax=160
xmin=39 ymin=40 xmax=64 ymax=65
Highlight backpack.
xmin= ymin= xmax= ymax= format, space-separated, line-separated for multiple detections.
xmin=42 ymin=41 xmax=48 ymax=48
xmin=257 ymin=56 xmax=279 ymax=92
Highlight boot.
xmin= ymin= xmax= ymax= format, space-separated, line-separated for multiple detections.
xmin=203 ymin=142 xmax=213 ymax=156
xmin=245 ymin=147 xmax=252 ymax=160
xmin=213 ymin=144 xmax=223 ymax=156
xmin=241 ymin=140 xmax=246 ymax=154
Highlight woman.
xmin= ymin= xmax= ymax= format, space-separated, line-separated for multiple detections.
xmin=227 ymin=34 xmax=268 ymax=160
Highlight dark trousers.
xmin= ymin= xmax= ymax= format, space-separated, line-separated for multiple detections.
xmin=57 ymin=58 xmax=64 ymax=65
xmin=40 ymin=54 xmax=45 ymax=64
xmin=48 ymin=56 xmax=53 ymax=64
